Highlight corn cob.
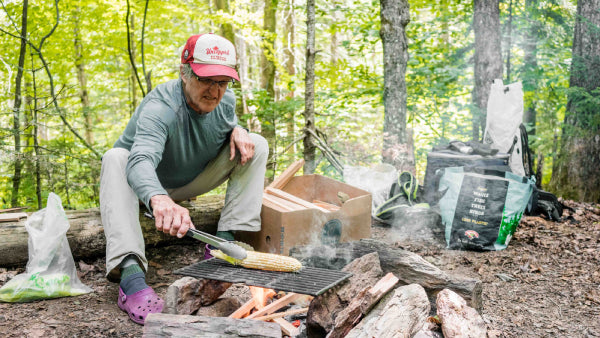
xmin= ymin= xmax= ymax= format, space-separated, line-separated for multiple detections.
xmin=211 ymin=249 xmax=303 ymax=272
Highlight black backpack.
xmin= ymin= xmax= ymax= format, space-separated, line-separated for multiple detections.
xmin=519 ymin=124 xmax=570 ymax=221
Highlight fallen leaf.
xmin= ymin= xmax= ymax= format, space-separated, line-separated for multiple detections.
xmin=149 ymin=261 xmax=162 ymax=268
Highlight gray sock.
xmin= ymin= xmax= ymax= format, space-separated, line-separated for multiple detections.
xmin=120 ymin=264 xmax=149 ymax=295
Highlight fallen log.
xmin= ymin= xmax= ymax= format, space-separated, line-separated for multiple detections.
xmin=142 ymin=313 xmax=282 ymax=338
xmin=345 ymin=283 xmax=430 ymax=338
xmin=0 ymin=195 xmax=224 ymax=267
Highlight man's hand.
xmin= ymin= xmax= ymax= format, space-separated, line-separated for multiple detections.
xmin=230 ymin=126 xmax=255 ymax=165
xmin=150 ymin=195 xmax=194 ymax=238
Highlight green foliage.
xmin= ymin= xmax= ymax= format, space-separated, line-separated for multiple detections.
xmin=0 ymin=0 xmax=580 ymax=209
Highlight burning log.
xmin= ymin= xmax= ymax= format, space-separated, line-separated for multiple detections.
xmin=142 ymin=313 xmax=282 ymax=338
xmin=246 ymin=293 xmax=304 ymax=319
xmin=0 ymin=196 xmax=224 ymax=267
xmin=436 ymin=289 xmax=487 ymax=338
xmin=272 ymin=317 xmax=300 ymax=336
xmin=345 ymin=283 xmax=431 ymax=338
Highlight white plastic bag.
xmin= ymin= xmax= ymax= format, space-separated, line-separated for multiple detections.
xmin=0 ymin=193 xmax=92 ymax=302
xmin=343 ymin=163 xmax=398 ymax=216
xmin=483 ymin=79 xmax=525 ymax=176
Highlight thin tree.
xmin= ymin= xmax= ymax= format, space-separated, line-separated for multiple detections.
xmin=73 ymin=4 xmax=92 ymax=144
xmin=9 ymin=0 xmax=28 ymax=207
xmin=550 ymin=0 xmax=600 ymax=202
xmin=283 ymin=0 xmax=296 ymax=153
xmin=126 ymin=0 xmax=145 ymax=98
xmin=380 ymin=0 xmax=412 ymax=171
xmin=472 ymin=0 xmax=503 ymax=141
xmin=303 ymin=0 xmax=317 ymax=174
xmin=522 ymin=0 xmax=542 ymax=185
xmin=141 ymin=0 xmax=152 ymax=93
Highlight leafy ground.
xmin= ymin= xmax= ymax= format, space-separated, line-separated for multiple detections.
xmin=0 ymin=200 xmax=598 ymax=337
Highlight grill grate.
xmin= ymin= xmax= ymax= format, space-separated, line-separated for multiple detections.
xmin=174 ymin=258 xmax=352 ymax=296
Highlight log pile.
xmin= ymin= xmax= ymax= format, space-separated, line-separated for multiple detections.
xmin=157 ymin=241 xmax=487 ymax=337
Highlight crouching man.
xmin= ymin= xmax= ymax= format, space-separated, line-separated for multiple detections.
xmin=99 ymin=33 xmax=267 ymax=325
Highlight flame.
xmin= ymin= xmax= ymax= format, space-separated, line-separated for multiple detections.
xmin=249 ymin=286 xmax=276 ymax=310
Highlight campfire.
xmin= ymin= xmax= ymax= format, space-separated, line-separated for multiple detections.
xmin=228 ymin=286 xmax=311 ymax=336
xmin=141 ymin=168 xmax=488 ymax=337
xmin=142 ymin=239 xmax=487 ymax=337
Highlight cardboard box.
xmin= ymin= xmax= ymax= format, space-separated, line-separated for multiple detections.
xmin=239 ymin=174 xmax=372 ymax=255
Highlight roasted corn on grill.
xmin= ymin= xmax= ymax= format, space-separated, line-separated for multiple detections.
xmin=211 ymin=249 xmax=303 ymax=272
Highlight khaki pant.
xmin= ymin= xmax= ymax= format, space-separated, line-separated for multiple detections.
xmin=100 ymin=133 xmax=268 ymax=282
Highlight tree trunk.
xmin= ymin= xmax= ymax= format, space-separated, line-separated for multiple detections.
xmin=472 ymin=0 xmax=503 ymax=141
xmin=379 ymin=0 xmax=413 ymax=172
xmin=73 ymin=5 xmax=93 ymax=145
xmin=11 ymin=0 xmax=28 ymax=208
xmin=505 ymin=0 xmax=513 ymax=83
xmin=303 ymin=0 xmax=317 ymax=174
xmin=283 ymin=0 xmax=296 ymax=153
xmin=0 ymin=196 xmax=224 ymax=267
xmin=128 ymin=11 xmax=138 ymax=113
xmin=141 ymin=0 xmax=152 ymax=93
xmin=213 ymin=0 xmax=242 ymax=119
xmin=262 ymin=0 xmax=278 ymax=179
xmin=523 ymin=0 xmax=540 ymax=183
xmin=330 ymin=1 xmax=340 ymax=66
xmin=550 ymin=0 xmax=600 ymax=202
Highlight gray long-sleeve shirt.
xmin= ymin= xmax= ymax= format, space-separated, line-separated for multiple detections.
xmin=113 ymin=79 xmax=238 ymax=210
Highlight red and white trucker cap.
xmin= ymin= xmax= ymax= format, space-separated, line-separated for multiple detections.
xmin=181 ymin=33 xmax=240 ymax=81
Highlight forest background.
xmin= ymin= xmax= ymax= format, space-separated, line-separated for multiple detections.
xmin=0 ymin=0 xmax=598 ymax=211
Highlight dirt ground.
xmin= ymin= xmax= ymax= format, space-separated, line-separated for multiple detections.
xmin=0 ymin=199 xmax=598 ymax=338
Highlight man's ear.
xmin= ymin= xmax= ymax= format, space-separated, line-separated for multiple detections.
xmin=179 ymin=65 xmax=187 ymax=84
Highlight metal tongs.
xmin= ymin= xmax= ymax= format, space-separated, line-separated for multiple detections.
xmin=144 ymin=212 xmax=248 ymax=260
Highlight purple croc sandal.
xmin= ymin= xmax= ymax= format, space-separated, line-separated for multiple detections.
xmin=118 ymin=286 xmax=164 ymax=325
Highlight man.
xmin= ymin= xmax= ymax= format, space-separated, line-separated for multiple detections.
xmin=99 ymin=33 xmax=267 ymax=325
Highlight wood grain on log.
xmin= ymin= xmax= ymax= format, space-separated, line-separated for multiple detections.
xmin=0 ymin=195 xmax=224 ymax=267
xmin=307 ymin=252 xmax=383 ymax=337
xmin=142 ymin=313 xmax=282 ymax=338
xmin=345 ymin=284 xmax=430 ymax=338
xmin=164 ymin=276 xmax=232 ymax=315
xmin=327 ymin=272 xmax=399 ymax=338
xmin=436 ymin=288 xmax=487 ymax=338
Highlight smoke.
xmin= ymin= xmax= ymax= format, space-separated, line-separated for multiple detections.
xmin=383 ymin=207 xmax=443 ymax=244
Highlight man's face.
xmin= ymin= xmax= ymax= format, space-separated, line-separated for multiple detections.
xmin=181 ymin=71 xmax=232 ymax=115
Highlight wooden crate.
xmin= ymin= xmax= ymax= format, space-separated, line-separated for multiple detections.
xmin=239 ymin=174 xmax=372 ymax=255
